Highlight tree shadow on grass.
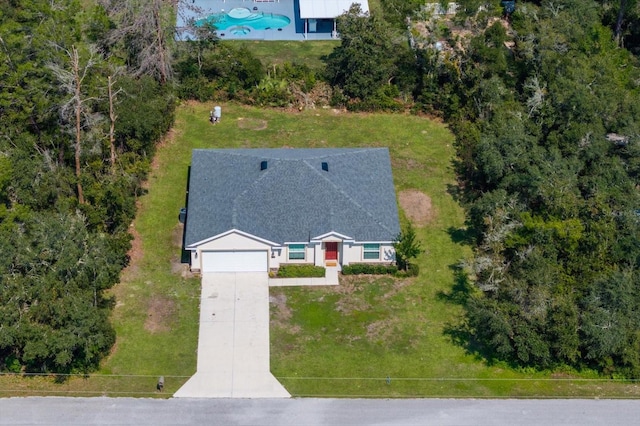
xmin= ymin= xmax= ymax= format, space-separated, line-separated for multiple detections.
xmin=438 ymin=264 xmax=498 ymax=364
xmin=447 ymin=226 xmax=477 ymax=246
xmin=436 ymin=263 xmax=473 ymax=305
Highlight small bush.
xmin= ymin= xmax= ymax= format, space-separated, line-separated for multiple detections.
xmin=341 ymin=263 xmax=398 ymax=275
xmin=277 ymin=264 xmax=326 ymax=278
xmin=395 ymin=263 xmax=419 ymax=278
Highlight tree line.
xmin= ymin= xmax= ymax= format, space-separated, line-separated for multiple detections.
xmin=366 ymin=0 xmax=639 ymax=377
xmin=0 ymin=0 xmax=179 ymax=373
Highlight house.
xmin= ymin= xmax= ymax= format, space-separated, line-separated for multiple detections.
xmin=298 ymin=0 xmax=369 ymax=39
xmin=183 ymin=148 xmax=400 ymax=273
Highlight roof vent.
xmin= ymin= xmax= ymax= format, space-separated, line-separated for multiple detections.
xmin=321 ymin=162 xmax=329 ymax=172
xmin=260 ymin=160 xmax=268 ymax=171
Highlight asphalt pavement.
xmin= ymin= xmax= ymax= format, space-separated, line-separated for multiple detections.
xmin=1 ymin=397 xmax=639 ymax=426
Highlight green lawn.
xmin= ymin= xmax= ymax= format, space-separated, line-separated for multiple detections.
xmin=228 ymin=40 xmax=338 ymax=69
xmin=2 ymin=103 xmax=638 ymax=398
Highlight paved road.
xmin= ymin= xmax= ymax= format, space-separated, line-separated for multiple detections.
xmin=1 ymin=397 xmax=639 ymax=425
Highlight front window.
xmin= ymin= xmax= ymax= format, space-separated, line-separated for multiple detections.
xmin=288 ymin=244 xmax=305 ymax=260
xmin=363 ymin=243 xmax=380 ymax=260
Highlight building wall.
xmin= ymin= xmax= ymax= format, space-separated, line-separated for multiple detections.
xmin=190 ymin=231 xmax=396 ymax=272
xmin=281 ymin=240 xmax=396 ymax=266
xmin=341 ymin=242 xmax=396 ymax=265
xmin=190 ymin=231 xmax=278 ymax=272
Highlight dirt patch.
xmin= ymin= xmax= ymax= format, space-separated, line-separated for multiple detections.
xmin=237 ymin=117 xmax=268 ymax=130
xmin=331 ymin=274 xmax=369 ymax=295
xmin=270 ymin=292 xmax=300 ymax=334
xmin=329 ymin=277 xmax=369 ymax=314
xmin=172 ymin=223 xmax=184 ymax=248
xmin=366 ymin=317 xmax=402 ymax=342
xmin=170 ymin=223 xmax=195 ymax=279
xmin=150 ymin=129 xmax=176 ymax=171
xmin=398 ymin=189 xmax=435 ymax=226
xmin=381 ymin=277 xmax=413 ymax=301
xmin=144 ymin=296 xmax=176 ymax=334
xmin=119 ymin=222 xmax=143 ymax=280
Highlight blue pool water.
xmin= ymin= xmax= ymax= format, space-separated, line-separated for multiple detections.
xmin=197 ymin=8 xmax=291 ymax=31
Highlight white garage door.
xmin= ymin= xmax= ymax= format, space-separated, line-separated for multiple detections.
xmin=201 ymin=250 xmax=268 ymax=273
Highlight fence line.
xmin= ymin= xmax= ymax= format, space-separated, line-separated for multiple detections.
xmin=0 ymin=372 xmax=191 ymax=378
xmin=277 ymin=376 xmax=640 ymax=382
xmin=0 ymin=372 xmax=637 ymax=382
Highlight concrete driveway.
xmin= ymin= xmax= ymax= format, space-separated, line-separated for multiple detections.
xmin=174 ymin=272 xmax=290 ymax=398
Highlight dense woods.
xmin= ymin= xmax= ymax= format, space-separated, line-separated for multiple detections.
xmin=406 ymin=0 xmax=640 ymax=376
xmin=0 ymin=0 xmax=174 ymax=372
xmin=1 ymin=0 xmax=639 ymax=378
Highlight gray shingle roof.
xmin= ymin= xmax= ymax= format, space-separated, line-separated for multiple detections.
xmin=184 ymin=148 xmax=400 ymax=247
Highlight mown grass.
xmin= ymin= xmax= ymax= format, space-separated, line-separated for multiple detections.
xmin=228 ymin=40 xmax=338 ymax=69
xmin=2 ymin=103 xmax=639 ymax=398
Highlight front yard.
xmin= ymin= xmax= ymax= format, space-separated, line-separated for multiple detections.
xmin=2 ymin=103 xmax=638 ymax=398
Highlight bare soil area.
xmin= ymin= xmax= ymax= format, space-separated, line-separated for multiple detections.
xmin=144 ymin=296 xmax=176 ymax=333
xmin=270 ymin=293 xmax=301 ymax=334
xmin=237 ymin=117 xmax=268 ymax=130
xmin=398 ymin=189 xmax=435 ymax=226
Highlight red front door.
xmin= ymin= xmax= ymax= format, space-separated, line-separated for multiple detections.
xmin=325 ymin=242 xmax=338 ymax=261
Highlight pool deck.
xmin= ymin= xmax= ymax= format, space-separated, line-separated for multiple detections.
xmin=181 ymin=0 xmax=338 ymax=41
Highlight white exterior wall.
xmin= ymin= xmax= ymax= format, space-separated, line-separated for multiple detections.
xmin=190 ymin=231 xmax=278 ymax=272
xmin=341 ymin=241 xmax=358 ymax=265
xmin=281 ymin=243 xmax=317 ymax=265
xmin=313 ymin=242 xmax=323 ymax=267
xmin=341 ymin=242 xmax=396 ymax=265
xmin=380 ymin=243 xmax=396 ymax=262
xmin=189 ymin=230 xmax=396 ymax=273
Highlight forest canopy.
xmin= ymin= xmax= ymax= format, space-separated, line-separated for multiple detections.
xmin=403 ymin=0 xmax=640 ymax=376
xmin=0 ymin=0 xmax=175 ymax=372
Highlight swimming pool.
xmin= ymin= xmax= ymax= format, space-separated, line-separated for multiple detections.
xmin=197 ymin=7 xmax=291 ymax=32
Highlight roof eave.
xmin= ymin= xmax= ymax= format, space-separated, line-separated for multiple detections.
xmin=186 ymin=228 xmax=281 ymax=249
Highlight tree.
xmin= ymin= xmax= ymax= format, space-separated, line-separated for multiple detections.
xmin=0 ymin=0 xmax=176 ymax=374
xmin=429 ymin=0 xmax=640 ymax=375
xmin=325 ymin=4 xmax=409 ymax=105
xmin=48 ymin=44 xmax=103 ymax=204
xmin=100 ymin=0 xmax=208 ymax=85
xmin=393 ymin=223 xmax=422 ymax=271
xmin=0 ymin=211 xmax=122 ymax=372
xmin=107 ymin=72 xmax=125 ymax=174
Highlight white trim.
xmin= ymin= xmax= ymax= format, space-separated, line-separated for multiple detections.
xmin=201 ymin=250 xmax=268 ymax=273
xmin=287 ymin=243 xmax=306 ymax=261
xmin=362 ymin=243 xmax=381 ymax=261
xmin=299 ymin=0 xmax=370 ymax=19
xmin=187 ymin=228 xmax=280 ymax=249
xmin=311 ymin=230 xmax=354 ymax=242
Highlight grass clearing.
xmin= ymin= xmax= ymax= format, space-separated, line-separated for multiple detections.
xmin=2 ymin=103 xmax=639 ymax=398
xmin=228 ymin=40 xmax=338 ymax=69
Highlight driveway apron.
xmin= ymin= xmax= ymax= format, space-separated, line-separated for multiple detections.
xmin=174 ymin=272 xmax=290 ymax=398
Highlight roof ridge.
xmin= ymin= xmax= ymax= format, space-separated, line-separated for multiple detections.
xmin=303 ymin=159 xmax=397 ymax=236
